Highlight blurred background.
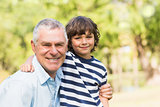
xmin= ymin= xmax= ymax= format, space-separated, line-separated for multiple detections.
xmin=0 ymin=0 xmax=160 ymax=106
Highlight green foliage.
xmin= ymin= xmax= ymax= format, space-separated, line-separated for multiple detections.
xmin=0 ymin=0 xmax=160 ymax=81
xmin=144 ymin=4 xmax=160 ymax=52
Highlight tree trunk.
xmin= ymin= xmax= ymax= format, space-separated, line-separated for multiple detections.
xmin=132 ymin=44 xmax=139 ymax=87
xmin=134 ymin=34 xmax=153 ymax=80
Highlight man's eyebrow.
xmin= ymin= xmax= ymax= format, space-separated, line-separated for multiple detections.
xmin=56 ymin=41 xmax=65 ymax=45
xmin=40 ymin=40 xmax=66 ymax=44
xmin=41 ymin=41 xmax=50 ymax=44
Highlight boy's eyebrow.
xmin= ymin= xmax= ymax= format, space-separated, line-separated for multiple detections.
xmin=74 ymin=35 xmax=81 ymax=36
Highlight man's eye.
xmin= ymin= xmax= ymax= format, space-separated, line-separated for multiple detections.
xmin=56 ymin=44 xmax=64 ymax=47
xmin=43 ymin=44 xmax=51 ymax=47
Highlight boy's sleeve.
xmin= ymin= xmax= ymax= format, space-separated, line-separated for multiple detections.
xmin=100 ymin=68 xmax=108 ymax=87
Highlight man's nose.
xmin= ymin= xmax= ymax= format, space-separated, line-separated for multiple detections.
xmin=50 ymin=45 xmax=58 ymax=55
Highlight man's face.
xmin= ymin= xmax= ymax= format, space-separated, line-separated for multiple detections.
xmin=31 ymin=28 xmax=67 ymax=78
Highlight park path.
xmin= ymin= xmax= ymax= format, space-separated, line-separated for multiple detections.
xmin=109 ymin=85 xmax=160 ymax=107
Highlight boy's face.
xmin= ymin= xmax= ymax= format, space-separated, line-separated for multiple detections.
xmin=71 ymin=31 xmax=94 ymax=59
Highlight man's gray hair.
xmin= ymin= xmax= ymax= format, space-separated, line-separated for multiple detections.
xmin=33 ymin=18 xmax=68 ymax=44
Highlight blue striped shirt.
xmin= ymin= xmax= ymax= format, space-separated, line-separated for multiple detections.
xmin=60 ymin=52 xmax=107 ymax=107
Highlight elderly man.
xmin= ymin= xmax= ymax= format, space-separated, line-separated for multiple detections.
xmin=0 ymin=18 xmax=67 ymax=107
xmin=0 ymin=18 xmax=112 ymax=107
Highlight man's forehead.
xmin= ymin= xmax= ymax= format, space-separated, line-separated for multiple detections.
xmin=38 ymin=28 xmax=64 ymax=36
xmin=38 ymin=27 xmax=63 ymax=33
xmin=36 ymin=27 xmax=66 ymax=43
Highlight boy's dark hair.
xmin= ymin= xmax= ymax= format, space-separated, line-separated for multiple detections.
xmin=66 ymin=16 xmax=100 ymax=53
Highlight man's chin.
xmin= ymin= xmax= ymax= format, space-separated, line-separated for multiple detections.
xmin=49 ymin=65 xmax=61 ymax=72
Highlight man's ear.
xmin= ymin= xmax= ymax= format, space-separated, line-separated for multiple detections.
xmin=31 ymin=40 xmax=36 ymax=53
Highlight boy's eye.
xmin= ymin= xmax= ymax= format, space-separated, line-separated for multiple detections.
xmin=74 ymin=37 xmax=81 ymax=39
xmin=87 ymin=36 xmax=93 ymax=38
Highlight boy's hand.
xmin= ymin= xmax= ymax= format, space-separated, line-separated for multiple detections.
xmin=20 ymin=64 xmax=34 ymax=72
xmin=100 ymin=83 xmax=113 ymax=100
xmin=20 ymin=55 xmax=34 ymax=72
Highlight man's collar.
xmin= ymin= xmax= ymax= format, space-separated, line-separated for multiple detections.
xmin=32 ymin=56 xmax=50 ymax=85
xmin=32 ymin=56 xmax=64 ymax=85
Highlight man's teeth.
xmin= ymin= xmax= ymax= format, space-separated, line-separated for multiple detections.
xmin=48 ymin=59 xmax=58 ymax=61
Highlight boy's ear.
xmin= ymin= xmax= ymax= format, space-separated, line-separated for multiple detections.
xmin=31 ymin=40 xmax=36 ymax=53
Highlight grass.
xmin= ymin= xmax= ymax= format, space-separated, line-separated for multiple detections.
xmin=0 ymin=70 xmax=10 ymax=84
xmin=109 ymin=85 xmax=160 ymax=107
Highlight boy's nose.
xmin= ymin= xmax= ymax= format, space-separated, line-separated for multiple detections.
xmin=82 ymin=38 xmax=87 ymax=44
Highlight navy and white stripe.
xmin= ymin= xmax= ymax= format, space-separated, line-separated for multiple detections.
xmin=60 ymin=51 xmax=107 ymax=107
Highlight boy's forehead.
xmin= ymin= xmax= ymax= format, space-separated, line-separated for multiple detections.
xmin=80 ymin=31 xmax=92 ymax=35
xmin=76 ymin=30 xmax=92 ymax=35
xmin=85 ymin=30 xmax=92 ymax=34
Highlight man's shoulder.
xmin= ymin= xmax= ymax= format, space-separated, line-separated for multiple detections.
xmin=3 ymin=70 xmax=38 ymax=86
xmin=0 ymin=70 xmax=38 ymax=98
xmin=12 ymin=70 xmax=36 ymax=79
xmin=0 ymin=71 xmax=36 ymax=106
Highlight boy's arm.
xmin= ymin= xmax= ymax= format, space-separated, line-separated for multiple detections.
xmin=20 ymin=55 xmax=34 ymax=72
xmin=99 ymin=83 xmax=112 ymax=107
xmin=99 ymin=95 xmax=109 ymax=107
xmin=99 ymin=83 xmax=113 ymax=100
